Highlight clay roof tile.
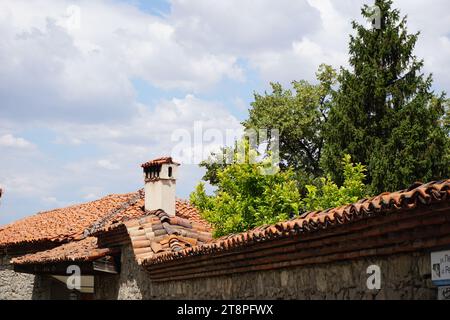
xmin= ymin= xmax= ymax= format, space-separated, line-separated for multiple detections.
xmin=142 ymin=179 xmax=450 ymax=267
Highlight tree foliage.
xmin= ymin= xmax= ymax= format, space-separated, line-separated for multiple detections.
xmin=242 ymin=64 xmax=336 ymax=179
xmin=191 ymin=0 xmax=450 ymax=237
xmin=199 ymin=145 xmax=235 ymax=186
xmin=322 ymin=0 xmax=450 ymax=193
xmin=191 ymin=142 xmax=300 ymax=237
xmin=200 ymin=65 xmax=337 ymax=187
xmin=301 ymin=155 xmax=367 ymax=212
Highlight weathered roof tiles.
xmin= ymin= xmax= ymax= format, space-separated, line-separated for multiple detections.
xmin=0 ymin=189 xmax=209 ymax=251
xmin=0 ymin=192 xmax=138 ymax=248
xmin=11 ymin=237 xmax=113 ymax=265
xmin=125 ymin=213 xmax=212 ymax=265
xmin=141 ymin=157 xmax=179 ymax=169
xmin=143 ymin=179 xmax=450 ymax=266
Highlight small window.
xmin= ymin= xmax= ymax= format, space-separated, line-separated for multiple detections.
xmin=168 ymin=166 xmax=173 ymax=178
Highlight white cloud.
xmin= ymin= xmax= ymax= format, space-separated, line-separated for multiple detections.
xmin=53 ymin=94 xmax=242 ymax=159
xmin=1 ymin=0 xmax=450 ymax=225
xmin=0 ymin=168 xmax=56 ymax=196
xmin=167 ymin=0 xmax=450 ymax=88
xmin=0 ymin=134 xmax=34 ymax=149
xmin=394 ymin=0 xmax=450 ymax=92
xmin=41 ymin=196 xmax=74 ymax=209
xmin=170 ymin=0 xmax=321 ymax=54
xmin=166 ymin=0 xmax=355 ymax=85
xmin=0 ymin=93 xmax=242 ymax=223
xmin=0 ymin=0 xmax=244 ymax=124
xmin=83 ymin=193 xmax=100 ymax=201
xmin=97 ymin=159 xmax=120 ymax=170
xmin=2 ymin=0 xmax=448 ymax=125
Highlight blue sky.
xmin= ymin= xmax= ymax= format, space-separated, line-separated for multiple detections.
xmin=0 ymin=0 xmax=449 ymax=224
xmin=122 ymin=0 xmax=171 ymax=16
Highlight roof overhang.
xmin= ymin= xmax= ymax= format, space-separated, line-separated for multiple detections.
xmin=13 ymin=255 xmax=120 ymax=276
xmin=143 ymin=202 xmax=450 ymax=281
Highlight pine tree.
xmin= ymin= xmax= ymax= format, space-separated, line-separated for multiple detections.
xmin=322 ymin=0 xmax=449 ymax=193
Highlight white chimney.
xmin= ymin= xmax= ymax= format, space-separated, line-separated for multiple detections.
xmin=141 ymin=157 xmax=179 ymax=216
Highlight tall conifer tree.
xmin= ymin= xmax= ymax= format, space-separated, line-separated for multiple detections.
xmin=322 ymin=0 xmax=449 ymax=193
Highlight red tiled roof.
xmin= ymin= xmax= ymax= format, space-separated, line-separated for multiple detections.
xmin=0 ymin=189 xmax=208 ymax=251
xmin=175 ymin=200 xmax=211 ymax=227
xmin=0 ymin=192 xmax=138 ymax=249
xmin=141 ymin=157 xmax=179 ymax=168
xmin=143 ymin=179 xmax=450 ymax=267
xmin=89 ymin=194 xmax=210 ymax=235
xmin=125 ymin=210 xmax=212 ymax=265
xmin=7 ymin=179 xmax=450 ymax=274
xmin=9 ymin=208 xmax=212 ymax=266
xmin=11 ymin=237 xmax=112 ymax=265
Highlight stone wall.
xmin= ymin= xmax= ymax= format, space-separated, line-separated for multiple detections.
xmin=94 ymin=245 xmax=437 ymax=300
xmin=0 ymin=255 xmax=51 ymax=300
xmin=1 ymin=246 xmax=439 ymax=300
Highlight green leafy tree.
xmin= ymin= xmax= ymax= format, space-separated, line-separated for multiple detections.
xmin=191 ymin=142 xmax=300 ymax=237
xmin=301 ymin=155 xmax=368 ymax=212
xmin=322 ymin=0 xmax=450 ymax=193
xmin=199 ymin=145 xmax=235 ymax=186
xmin=243 ymin=64 xmax=337 ymax=180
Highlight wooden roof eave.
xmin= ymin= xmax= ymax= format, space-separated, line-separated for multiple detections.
xmin=13 ymin=254 xmax=121 ymax=276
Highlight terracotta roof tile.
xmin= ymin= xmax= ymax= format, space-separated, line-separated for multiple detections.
xmin=143 ymin=179 xmax=450 ymax=266
xmin=175 ymin=200 xmax=211 ymax=227
xmin=0 ymin=192 xmax=138 ymax=248
xmin=9 ymin=179 xmax=449 ymax=269
xmin=91 ymin=195 xmax=210 ymax=235
xmin=141 ymin=157 xmax=179 ymax=168
xmin=124 ymin=212 xmax=213 ymax=265
xmin=11 ymin=237 xmax=112 ymax=265
xmin=0 ymin=189 xmax=209 ymax=250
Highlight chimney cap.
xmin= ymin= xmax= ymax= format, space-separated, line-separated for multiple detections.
xmin=141 ymin=157 xmax=180 ymax=169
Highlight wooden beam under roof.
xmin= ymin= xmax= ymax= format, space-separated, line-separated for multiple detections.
xmin=13 ymin=255 xmax=120 ymax=276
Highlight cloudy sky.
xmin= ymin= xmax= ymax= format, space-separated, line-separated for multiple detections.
xmin=0 ymin=0 xmax=449 ymax=224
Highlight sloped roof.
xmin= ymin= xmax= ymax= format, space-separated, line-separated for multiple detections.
xmin=88 ymin=193 xmax=210 ymax=235
xmin=11 ymin=209 xmax=212 ymax=267
xmin=141 ymin=157 xmax=179 ymax=168
xmin=0 ymin=190 xmax=208 ymax=251
xmin=7 ymin=180 xmax=450 ymax=276
xmin=124 ymin=210 xmax=212 ymax=264
xmin=11 ymin=237 xmax=112 ymax=265
xmin=0 ymin=192 xmax=138 ymax=249
xmin=143 ymin=179 xmax=450 ymax=266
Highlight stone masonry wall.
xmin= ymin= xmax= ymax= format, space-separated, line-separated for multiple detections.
xmin=94 ymin=245 xmax=438 ymax=300
xmin=0 ymin=255 xmax=51 ymax=300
